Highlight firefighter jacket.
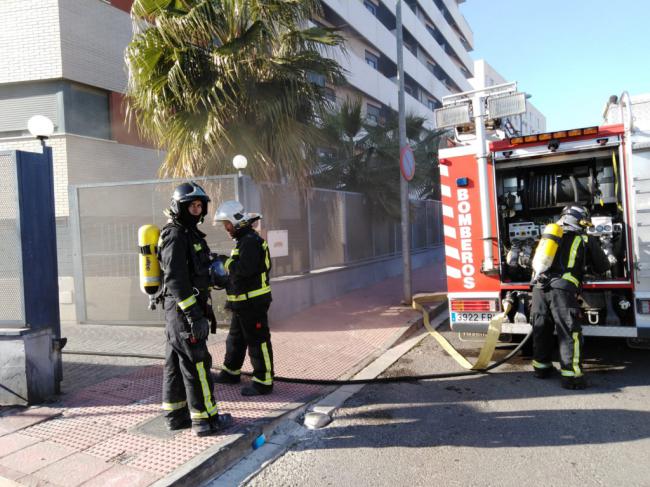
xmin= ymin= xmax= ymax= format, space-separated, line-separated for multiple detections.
xmin=159 ymin=220 xmax=212 ymax=321
xmin=223 ymin=226 xmax=272 ymax=310
xmin=542 ymin=230 xmax=610 ymax=291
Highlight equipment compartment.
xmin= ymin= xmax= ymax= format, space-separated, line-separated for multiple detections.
xmin=494 ymin=152 xmax=630 ymax=285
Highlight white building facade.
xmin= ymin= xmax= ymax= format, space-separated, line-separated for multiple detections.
xmin=0 ymin=0 xmax=163 ymax=320
xmin=318 ymin=0 xmax=475 ymax=124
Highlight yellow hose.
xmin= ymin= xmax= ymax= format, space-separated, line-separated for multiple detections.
xmin=612 ymin=150 xmax=623 ymax=211
xmin=412 ymin=293 xmax=512 ymax=371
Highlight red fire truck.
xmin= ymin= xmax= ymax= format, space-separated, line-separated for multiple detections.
xmin=438 ymin=92 xmax=650 ymax=343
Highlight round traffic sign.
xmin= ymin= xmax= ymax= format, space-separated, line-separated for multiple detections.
xmin=400 ymin=145 xmax=415 ymax=181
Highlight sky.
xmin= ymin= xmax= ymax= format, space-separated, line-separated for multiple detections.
xmin=459 ymin=0 xmax=650 ymax=131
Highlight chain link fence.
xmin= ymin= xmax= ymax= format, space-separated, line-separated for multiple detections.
xmin=70 ymin=176 xmax=442 ymax=324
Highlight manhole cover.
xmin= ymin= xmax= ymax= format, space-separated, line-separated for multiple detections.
xmin=130 ymin=415 xmax=182 ymax=440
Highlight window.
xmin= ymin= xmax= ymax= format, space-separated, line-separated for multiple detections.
xmin=427 ymin=61 xmax=436 ymax=74
xmin=65 ymin=83 xmax=110 ymax=140
xmin=404 ymin=85 xmax=415 ymax=97
xmin=364 ymin=0 xmax=377 ymax=15
xmin=365 ymin=50 xmax=379 ymax=70
xmin=427 ymin=98 xmax=441 ymax=111
xmin=307 ymin=71 xmax=326 ymax=87
xmin=366 ymin=103 xmax=381 ymax=124
xmin=405 ymin=42 xmax=417 ymax=56
xmin=317 ymin=147 xmax=336 ymax=163
xmin=405 ymin=0 xmax=417 ymax=13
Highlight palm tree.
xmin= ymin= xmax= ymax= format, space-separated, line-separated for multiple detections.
xmin=125 ymin=0 xmax=345 ymax=182
xmin=313 ymin=97 xmax=445 ymax=218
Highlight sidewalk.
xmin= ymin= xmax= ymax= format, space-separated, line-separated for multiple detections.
xmin=0 ymin=259 xmax=445 ymax=487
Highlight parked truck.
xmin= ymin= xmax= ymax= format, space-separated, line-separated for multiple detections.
xmin=438 ymin=92 xmax=650 ymax=344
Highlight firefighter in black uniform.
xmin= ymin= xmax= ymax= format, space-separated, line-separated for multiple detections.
xmin=212 ymin=200 xmax=274 ymax=396
xmin=159 ymin=182 xmax=232 ymax=436
xmin=531 ymin=205 xmax=611 ymax=389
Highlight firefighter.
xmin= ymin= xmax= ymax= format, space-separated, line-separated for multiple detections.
xmin=159 ymin=182 xmax=232 ymax=436
xmin=213 ymin=200 xmax=274 ymax=396
xmin=530 ymin=205 xmax=611 ymax=389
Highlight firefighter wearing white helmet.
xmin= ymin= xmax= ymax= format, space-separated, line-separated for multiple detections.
xmin=530 ymin=204 xmax=611 ymax=390
xmin=213 ymin=200 xmax=274 ymax=396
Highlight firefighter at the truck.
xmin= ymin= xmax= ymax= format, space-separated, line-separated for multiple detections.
xmin=530 ymin=205 xmax=611 ymax=389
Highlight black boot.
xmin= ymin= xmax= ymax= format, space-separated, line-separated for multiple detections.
xmin=561 ymin=376 xmax=587 ymax=390
xmin=533 ymin=367 xmax=555 ymax=379
xmin=192 ymin=413 xmax=234 ymax=437
xmin=166 ymin=413 xmax=191 ymax=431
xmin=214 ymin=370 xmax=241 ymax=384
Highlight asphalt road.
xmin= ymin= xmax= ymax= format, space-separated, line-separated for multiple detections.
xmin=245 ymin=333 xmax=650 ymax=487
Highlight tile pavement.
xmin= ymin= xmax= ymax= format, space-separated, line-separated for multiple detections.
xmin=0 ymin=260 xmax=445 ymax=486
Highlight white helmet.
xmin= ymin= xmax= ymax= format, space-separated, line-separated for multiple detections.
xmin=214 ymin=200 xmax=261 ymax=229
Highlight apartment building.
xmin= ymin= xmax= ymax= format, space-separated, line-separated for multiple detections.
xmin=317 ymin=0 xmax=475 ymax=124
xmin=470 ymin=59 xmax=547 ymax=136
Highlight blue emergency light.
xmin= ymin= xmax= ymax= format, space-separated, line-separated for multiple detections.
xmin=456 ymin=177 xmax=469 ymax=187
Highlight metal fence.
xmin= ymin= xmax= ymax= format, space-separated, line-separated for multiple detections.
xmin=70 ymin=176 xmax=442 ymax=324
xmin=0 ymin=152 xmax=25 ymax=325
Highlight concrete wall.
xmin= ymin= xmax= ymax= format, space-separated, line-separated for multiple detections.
xmin=59 ymin=0 xmax=132 ymax=94
xmin=0 ymin=329 xmax=58 ymax=405
xmin=269 ymin=246 xmax=443 ymax=322
xmin=65 ymin=135 xmax=163 ymax=185
xmin=0 ymin=0 xmax=62 ymax=84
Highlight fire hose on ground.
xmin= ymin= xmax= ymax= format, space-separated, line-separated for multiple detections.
xmin=63 ymin=292 xmax=533 ymax=384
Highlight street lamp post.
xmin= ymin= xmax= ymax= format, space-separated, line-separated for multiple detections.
xmin=232 ymin=154 xmax=248 ymax=203
xmin=396 ymin=0 xmax=412 ymax=305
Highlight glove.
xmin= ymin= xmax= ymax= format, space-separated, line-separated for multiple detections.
xmin=189 ymin=316 xmax=210 ymax=341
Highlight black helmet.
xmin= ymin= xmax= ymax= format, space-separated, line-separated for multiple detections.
xmin=169 ymin=182 xmax=210 ymax=219
xmin=561 ymin=205 xmax=593 ymax=231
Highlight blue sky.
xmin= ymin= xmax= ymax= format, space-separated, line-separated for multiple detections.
xmin=459 ymin=0 xmax=650 ymax=131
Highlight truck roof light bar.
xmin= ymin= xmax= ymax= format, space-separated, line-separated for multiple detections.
xmin=509 ymin=126 xmax=599 ymax=145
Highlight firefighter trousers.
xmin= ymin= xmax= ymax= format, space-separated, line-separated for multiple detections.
xmin=530 ymin=286 xmax=584 ymax=378
xmin=162 ymin=299 xmax=219 ymax=422
xmin=223 ymin=303 xmax=274 ymax=387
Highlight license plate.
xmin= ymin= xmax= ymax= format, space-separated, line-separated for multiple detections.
xmin=451 ymin=312 xmax=496 ymax=323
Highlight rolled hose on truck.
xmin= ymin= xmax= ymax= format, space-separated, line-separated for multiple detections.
xmin=64 ymin=292 xmax=532 ymax=384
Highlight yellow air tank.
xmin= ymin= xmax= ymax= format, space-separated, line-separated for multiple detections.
xmin=532 ymin=223 xmax=563 ymax=276
xmin=138 ymin=224 xmax=161 ymax=295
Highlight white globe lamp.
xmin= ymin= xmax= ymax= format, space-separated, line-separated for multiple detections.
xmin=27 ymin=115 xmax=54 ymax=146
xmin=233 ymin=154 xmax=248 ymax=177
